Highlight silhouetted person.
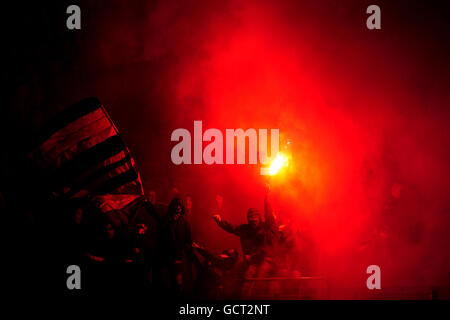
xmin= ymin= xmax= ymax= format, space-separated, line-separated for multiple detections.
xmin=191 ymin=242 xmax=239 ymax=299
xmin=86 ymin=222 xmax=133 ymax=292
xmin=157 ymin=197 xmax=194 ymax=297
xmin=129 ymin=196 xmax=161 ymax=291
xmin=213 ymin=190 xmax=279 ymax=284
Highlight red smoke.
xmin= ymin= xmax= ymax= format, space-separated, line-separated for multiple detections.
xmin=9 ymin=0 xmax=450 ymax=298
xmin=151 ymin=0 xmax=449 ymax=297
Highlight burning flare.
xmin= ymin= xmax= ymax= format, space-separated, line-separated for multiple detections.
xmin=268 ymin=153 xmax=289 ymax=175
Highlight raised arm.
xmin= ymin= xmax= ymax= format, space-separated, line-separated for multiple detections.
xmin=213 ymin=215 xmax=241 ymax=236
xmin=264 ymin=193 xmax=276 ymax=229
xmin=192 ymin=242 xmax=213 ymax=259
xmin=263 ymin=188 xmax=280 ymax=249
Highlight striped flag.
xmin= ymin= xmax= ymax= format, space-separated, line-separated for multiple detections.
xmin=29 ymin=97 xmax=144 ymax=215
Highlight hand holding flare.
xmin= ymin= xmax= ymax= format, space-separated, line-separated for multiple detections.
xmin=261 ymin=152 xmax=289 ymax=176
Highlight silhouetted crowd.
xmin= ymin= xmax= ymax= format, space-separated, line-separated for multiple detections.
xmin=58 ymin=187 xmax=315 ymax=298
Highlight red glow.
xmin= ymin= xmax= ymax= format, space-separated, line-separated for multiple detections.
xmin=10 ymin=0 xmax=450 ymax=298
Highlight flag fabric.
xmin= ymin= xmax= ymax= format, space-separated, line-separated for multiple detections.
xmin=29 ymin=97 xmax=144 ymax=216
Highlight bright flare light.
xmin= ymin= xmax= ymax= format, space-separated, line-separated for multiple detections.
xmin=268 ymin=153 xmax=289 ymax=175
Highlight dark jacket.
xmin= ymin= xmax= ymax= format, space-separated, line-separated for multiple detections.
xmin=217 ymin=196 xmax=278 ymax=263
xmin=160 ymin=216 xmax=192 ymax=263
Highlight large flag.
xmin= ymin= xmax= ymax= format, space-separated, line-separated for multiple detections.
xmin=29 ymin=97 xmax=144 ymax=218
